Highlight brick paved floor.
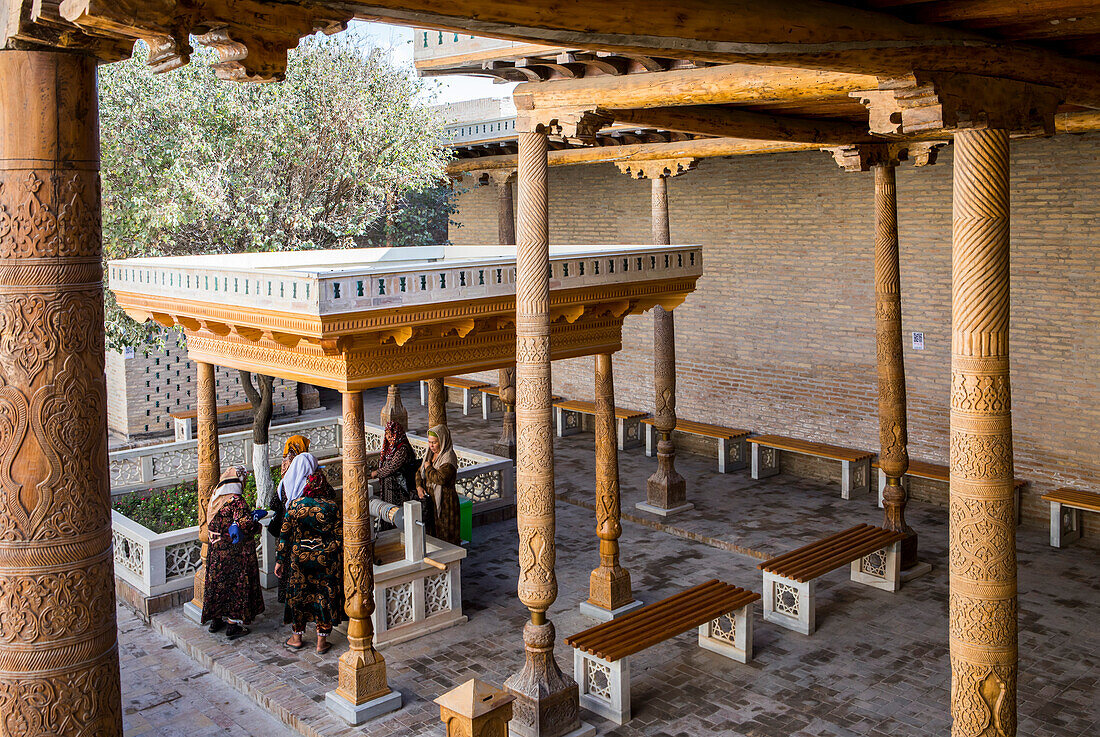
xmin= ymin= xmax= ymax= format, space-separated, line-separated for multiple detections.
xmin=137 ymin=383 xmax=1098 ymax=737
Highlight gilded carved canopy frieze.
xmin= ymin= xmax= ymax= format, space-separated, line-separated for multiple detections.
xmin=109 ymin=245 xmax=701 ymax=391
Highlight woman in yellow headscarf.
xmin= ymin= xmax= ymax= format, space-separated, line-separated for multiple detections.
xmin=415 ymin=424 xmax=461 ymax=545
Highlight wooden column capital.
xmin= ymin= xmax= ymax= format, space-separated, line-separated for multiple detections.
xmin=615 ymin=157 xmax=698 ymax=180
xmin=828 ymin=141 xmax=945 ymax=172
xmin=515 ymin=106 xmax=612 ymax=144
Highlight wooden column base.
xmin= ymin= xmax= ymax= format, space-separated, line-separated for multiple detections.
xmin=495 ymin=406 xmax=518 ymax=461
xmin=505 ymin=622 xmax=590 ymax=737
xmin=645 ymin=436 xmax=687 ymax=511
xmin=335 ymin=647 xmax=391 ymax=706
xmin=587 ymin=565 xmax=635 ymax=613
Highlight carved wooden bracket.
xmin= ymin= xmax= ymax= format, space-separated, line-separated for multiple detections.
xmin=464 ymin=169 xmax=519 ymax=185
xmin=515 ymin=105 xmax=613 ymax=144
xmin=828 ymin=141 xmax=947 ymax=172
xmin=615 ymin=158 xmax=698 ymax=179
xmin=853 ymin=72 xmax=1065 ymax=136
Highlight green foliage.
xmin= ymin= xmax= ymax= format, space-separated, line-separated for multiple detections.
xmin=99 ymin=33 xmax=452 ymax=352
xmin=113 ymin=466 xmax=281 ymax=533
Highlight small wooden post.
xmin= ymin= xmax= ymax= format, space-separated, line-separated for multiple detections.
xmin=380 ymin=384 xmax=408 ymax=429
xmin=436 ymin=679 xmax=515 ymax=737
xmin=495 ymin=366 xmax=517 ymax=461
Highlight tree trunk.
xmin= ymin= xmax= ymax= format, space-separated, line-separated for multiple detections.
xmin=241 ymin=371 xmax=276 ymax=507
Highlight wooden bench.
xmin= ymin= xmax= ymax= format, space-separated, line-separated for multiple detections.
xmin=169 ymin=401 xmax=253 ymax=441
xmin=758 ymin=524 xmax=905 ymax=635
xmin=873 ymin=459 xmax=1026 ymax=523
xmin=565 ymin=580 xmax=759 ymax=724
xmin=747 ymin=434 xmax=873 ymax=499
xmin=479 ymin=386 xmax=561 ymax=420
xmin=641 ymin=418 xmax=750 ymax=473
xmin=553 ymin=399 xmax=648 ymax=450
xmin=418 ymin=377 xmax=490 ymax=416
xmin=1041 ymin=487 xmax=1100 ymax=548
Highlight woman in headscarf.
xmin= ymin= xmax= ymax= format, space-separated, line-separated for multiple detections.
xmin=201 ymin=466 xmax=265 ymax=640
xmin=269 ymin=434 xmax=312 ymax=539
xmin=370 ymin=421 xmax=416 ymax=509
xmin=275 ymin=452 xmax=344 ymax=654
xmin=415 ymin=424 xmax=461 ymax=545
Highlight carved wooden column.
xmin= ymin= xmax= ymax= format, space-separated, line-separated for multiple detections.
xmin=494 ymin=170 xmax=516 ymax=246
xmin=580 ymin=353 xmax=639 ymax=620
xmin=618 ymin=160 xmax=696 ymax=517
xmin=427 ymin=377 xmax=447 ymax=431
xmin=327 ymin=390 xmax=400 ymax=723
xmin=0 ymin=48 xmax=123 ymax=736
xmin=188 ymin=361 xmax=221 ymax=615
xmin=495 ymin=366 xmax=517 ymax=461
xmin=504 ymin=126 xmax=585 ymax=737
xmin=380 ymin=384 xmax=408 ymax=429
xmin=949 ymin=128 xmax=1017 ymax=737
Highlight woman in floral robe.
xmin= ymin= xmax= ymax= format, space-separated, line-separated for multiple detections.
xmin=416 ymin=424 xmax=462 ymax=545
xmin=201 ymin=466 xmax=264 ymax=639
xmin=276 ymin=456 xmax=343 ymax=654
xmin=370 ymin=420 xmax=416 ymax=509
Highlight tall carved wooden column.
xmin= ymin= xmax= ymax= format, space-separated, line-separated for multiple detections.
xmin=618 ymin=160 xmax=696 ymax=516
xmin=504 ymin=126 xmax=586 ymax=737
xmin=494 ymin=170 xmax=516 ymax=246
xmin=327 ymin=391 xmax=400 ymax=723
xmin=188 ymin=361 xmax=221 ymax=616
xmin=427 ymin=377 xmax=447 ymax=431
xmin=949 ymin=128 xmax=1017 ymax=737
xmin=495 ymin=366 xmax=517 ymax=461
xmin=580 ymin=353 xmax=640 ymax=621
xmin=0 ymin=49 xmax=123 ymax=736
xmin=380 ymin=384 xmax=408 ymax=429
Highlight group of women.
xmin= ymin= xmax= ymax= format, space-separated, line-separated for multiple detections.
xmin=199 ymin=422 xmax=462 ymax=652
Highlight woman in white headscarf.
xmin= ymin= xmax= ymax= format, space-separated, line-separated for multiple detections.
xmin=415 ymin=424 xmax=461 ymax=545
xmin=201 ymin=465 xmax=265 ymax=640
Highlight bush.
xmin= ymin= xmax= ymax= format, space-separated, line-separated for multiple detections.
xmin=114 ymin=467 xmax=280 ymax=533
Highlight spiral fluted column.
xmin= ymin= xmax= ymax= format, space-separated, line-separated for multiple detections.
xmin=873 ymin=162 xmax=917 ymax=568
xmin=503 ymin=129 xmax=581 ymax=737
xmin=948 ymin=128 xmax=1016 ymax=737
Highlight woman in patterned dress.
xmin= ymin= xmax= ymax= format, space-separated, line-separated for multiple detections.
xmin=416 ymin=424 xmax=462 ymax=545
xmin=275 ymin=453 xmax=344 ymax=654
xmin=201 ymin=466 xmax=265 ymax=640
xmin=369 ymin=420 xmax=416 ymax=509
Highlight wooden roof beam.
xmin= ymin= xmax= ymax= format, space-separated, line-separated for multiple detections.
xmin=606 ymin=105 xmax=872 ymax=144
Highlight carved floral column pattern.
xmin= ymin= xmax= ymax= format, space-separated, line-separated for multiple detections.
xmin=588 ymin=353 xmax=633 ymax=612
xmin=873 ymin=162 xmax=916 ymax=566
xmin=427 ymin=377 xmax=447 ymax=431
xmin=380 ymin=384 xmax=408 ymax=430
xmin=0 ymin=50 xmax=122 ymax=735
xmin=495 ymin=366 xmax=517 ymax=461
xmin=336 ymin=391 xmax=390 ymax=706
xmin=190 ymin=361 xmax=221 ymax=609
xmin=646 ymin=175 xmax=686 ymax=511
xmin=949 ymin=129 xmax=1017 ymax=737
xmin=503 ymin=129 xmax=580 ymax=737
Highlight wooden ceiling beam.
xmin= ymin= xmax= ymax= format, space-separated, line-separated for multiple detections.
xmin=605 ymin=105 xmax=871 ymax=144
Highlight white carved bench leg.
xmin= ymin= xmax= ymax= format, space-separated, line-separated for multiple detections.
xmin=697 ymin=603 xmax=754 ymax=663
xmin=722 ymin=437 xmax=748 ymax=474
xmin=751 ymin=444 xmax=780 ymax=480
xmin=717 ymin=437 xmax=727 ymax=473
xmin=174 ymin=417 xmax=192 ymax=442
xmin=840 ymin=457 xmax=871 ymax=500
xmin=556 ymin=407 xmax=581 ymax=438
xmin=419 ymin=380 xmax=427 ymax=406
xmin=762 ymin=572 xmax=814 ymax=635
xmin=645 ymin=424 xmax=655 ymax=458
xmin=482 ymin=392 xmax=491 ymax=421
xmin=850 ymin=541 xmax=901 ymax=593
xmin=1050 ymin=501 xmax=1082 ymax=548
xmin=618 ymin=417 xmax=642 ymax=451
xmin=574 ymin=650 xmax=630 ymax=725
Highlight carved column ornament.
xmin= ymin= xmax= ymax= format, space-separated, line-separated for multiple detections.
xmin=0 ymin=49 xmax=122 ymax=735
xmin=380 ymin=384 xmax=408 ymax=429
xmin=949 ymin=128 xmax=1017 ymax=737
xmin=504 ymin=126 xmax=582 ymax=737
xmin=515 ymin=106 xmax=612 ymax=146
xmin=427 ymin=377 xmax=447 ymax=431
xmin=614 ymin=158 xmax=697 ymax=181
xmin=191 ymin=361 xmax=221 ymax=610
xmin=493 ymin=170 xmax=518 ymax=462
xmin=334 ymin=391 xmax=391 ymax=707
xmin=588 ymin=353 xmax=634 ymax=612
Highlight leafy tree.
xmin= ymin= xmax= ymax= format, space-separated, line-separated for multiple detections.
xmin=99 ymin=32 xmax=452 ymax=502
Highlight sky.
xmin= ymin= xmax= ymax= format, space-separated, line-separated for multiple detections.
xmin=352 ymin=21 xmax=518 ymax=106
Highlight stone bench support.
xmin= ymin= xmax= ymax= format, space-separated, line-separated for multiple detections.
xmin=750 ymin=443 xmax=871 ymax=499
xmin=555 ymin=406 xmax=643 ymax=451
xmin=644 ymin=426 xmax=748 ymax=474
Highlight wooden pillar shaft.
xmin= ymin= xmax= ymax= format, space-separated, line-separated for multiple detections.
xmin=336 ymin=391 xmax=390 ymax=705
xmin=498 ymin=177 xmax=516 ymax=246
xmin=873 ymin=164 xmax=915 ymax=557
xmin=427 ymin=377 xmax=447 ymax=430
xmin=0 ymin=49 xmax=122 ymax=735
xmin=588 ymin=353 xmax=633 ymax=611
xmin=949 ymin=128 xmax=1016 ymax=737
xmin=191 ymin=361 xmax=221 ymax=608
xmin=504 ymin=129 xmax=580 ymax=737
xmin=495 ymin=367 xmax=517 ymax=461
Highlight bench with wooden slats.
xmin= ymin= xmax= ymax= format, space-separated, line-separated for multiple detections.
xmin=873 ymin=459 xmax=1027 ymax=524
xmin=747 ymin=434 xmax=873 ymax=499
xmin=168 ymin=401 xmax=253 ymax=441
xmin=419 ymin=377 xmax=489 ymax=416
xmin=1041 ymin=487 xmax=1100 ymax=548
xmin=641 ymin=418 xmax=751 ymax=473
xmin=552 ymin=399 xmax=649 ymax=451
xmin=565 ymin=580 xmax=759 ymax=724
xmin=758 ymin=524 xmax=906 ymax=635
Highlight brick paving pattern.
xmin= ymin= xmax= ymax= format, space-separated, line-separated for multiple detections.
xmin=130 ymin=385 xmax=1099 ymax=736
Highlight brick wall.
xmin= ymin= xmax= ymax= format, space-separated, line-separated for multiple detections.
xmin=449 ymin=132 xmax=1100 ymax=531
xmin=105 ymin=331 xmax=298 ymax=439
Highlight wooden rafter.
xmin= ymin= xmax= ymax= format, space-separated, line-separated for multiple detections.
xmin=605 ymin=105 xmax=872 ymax=144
